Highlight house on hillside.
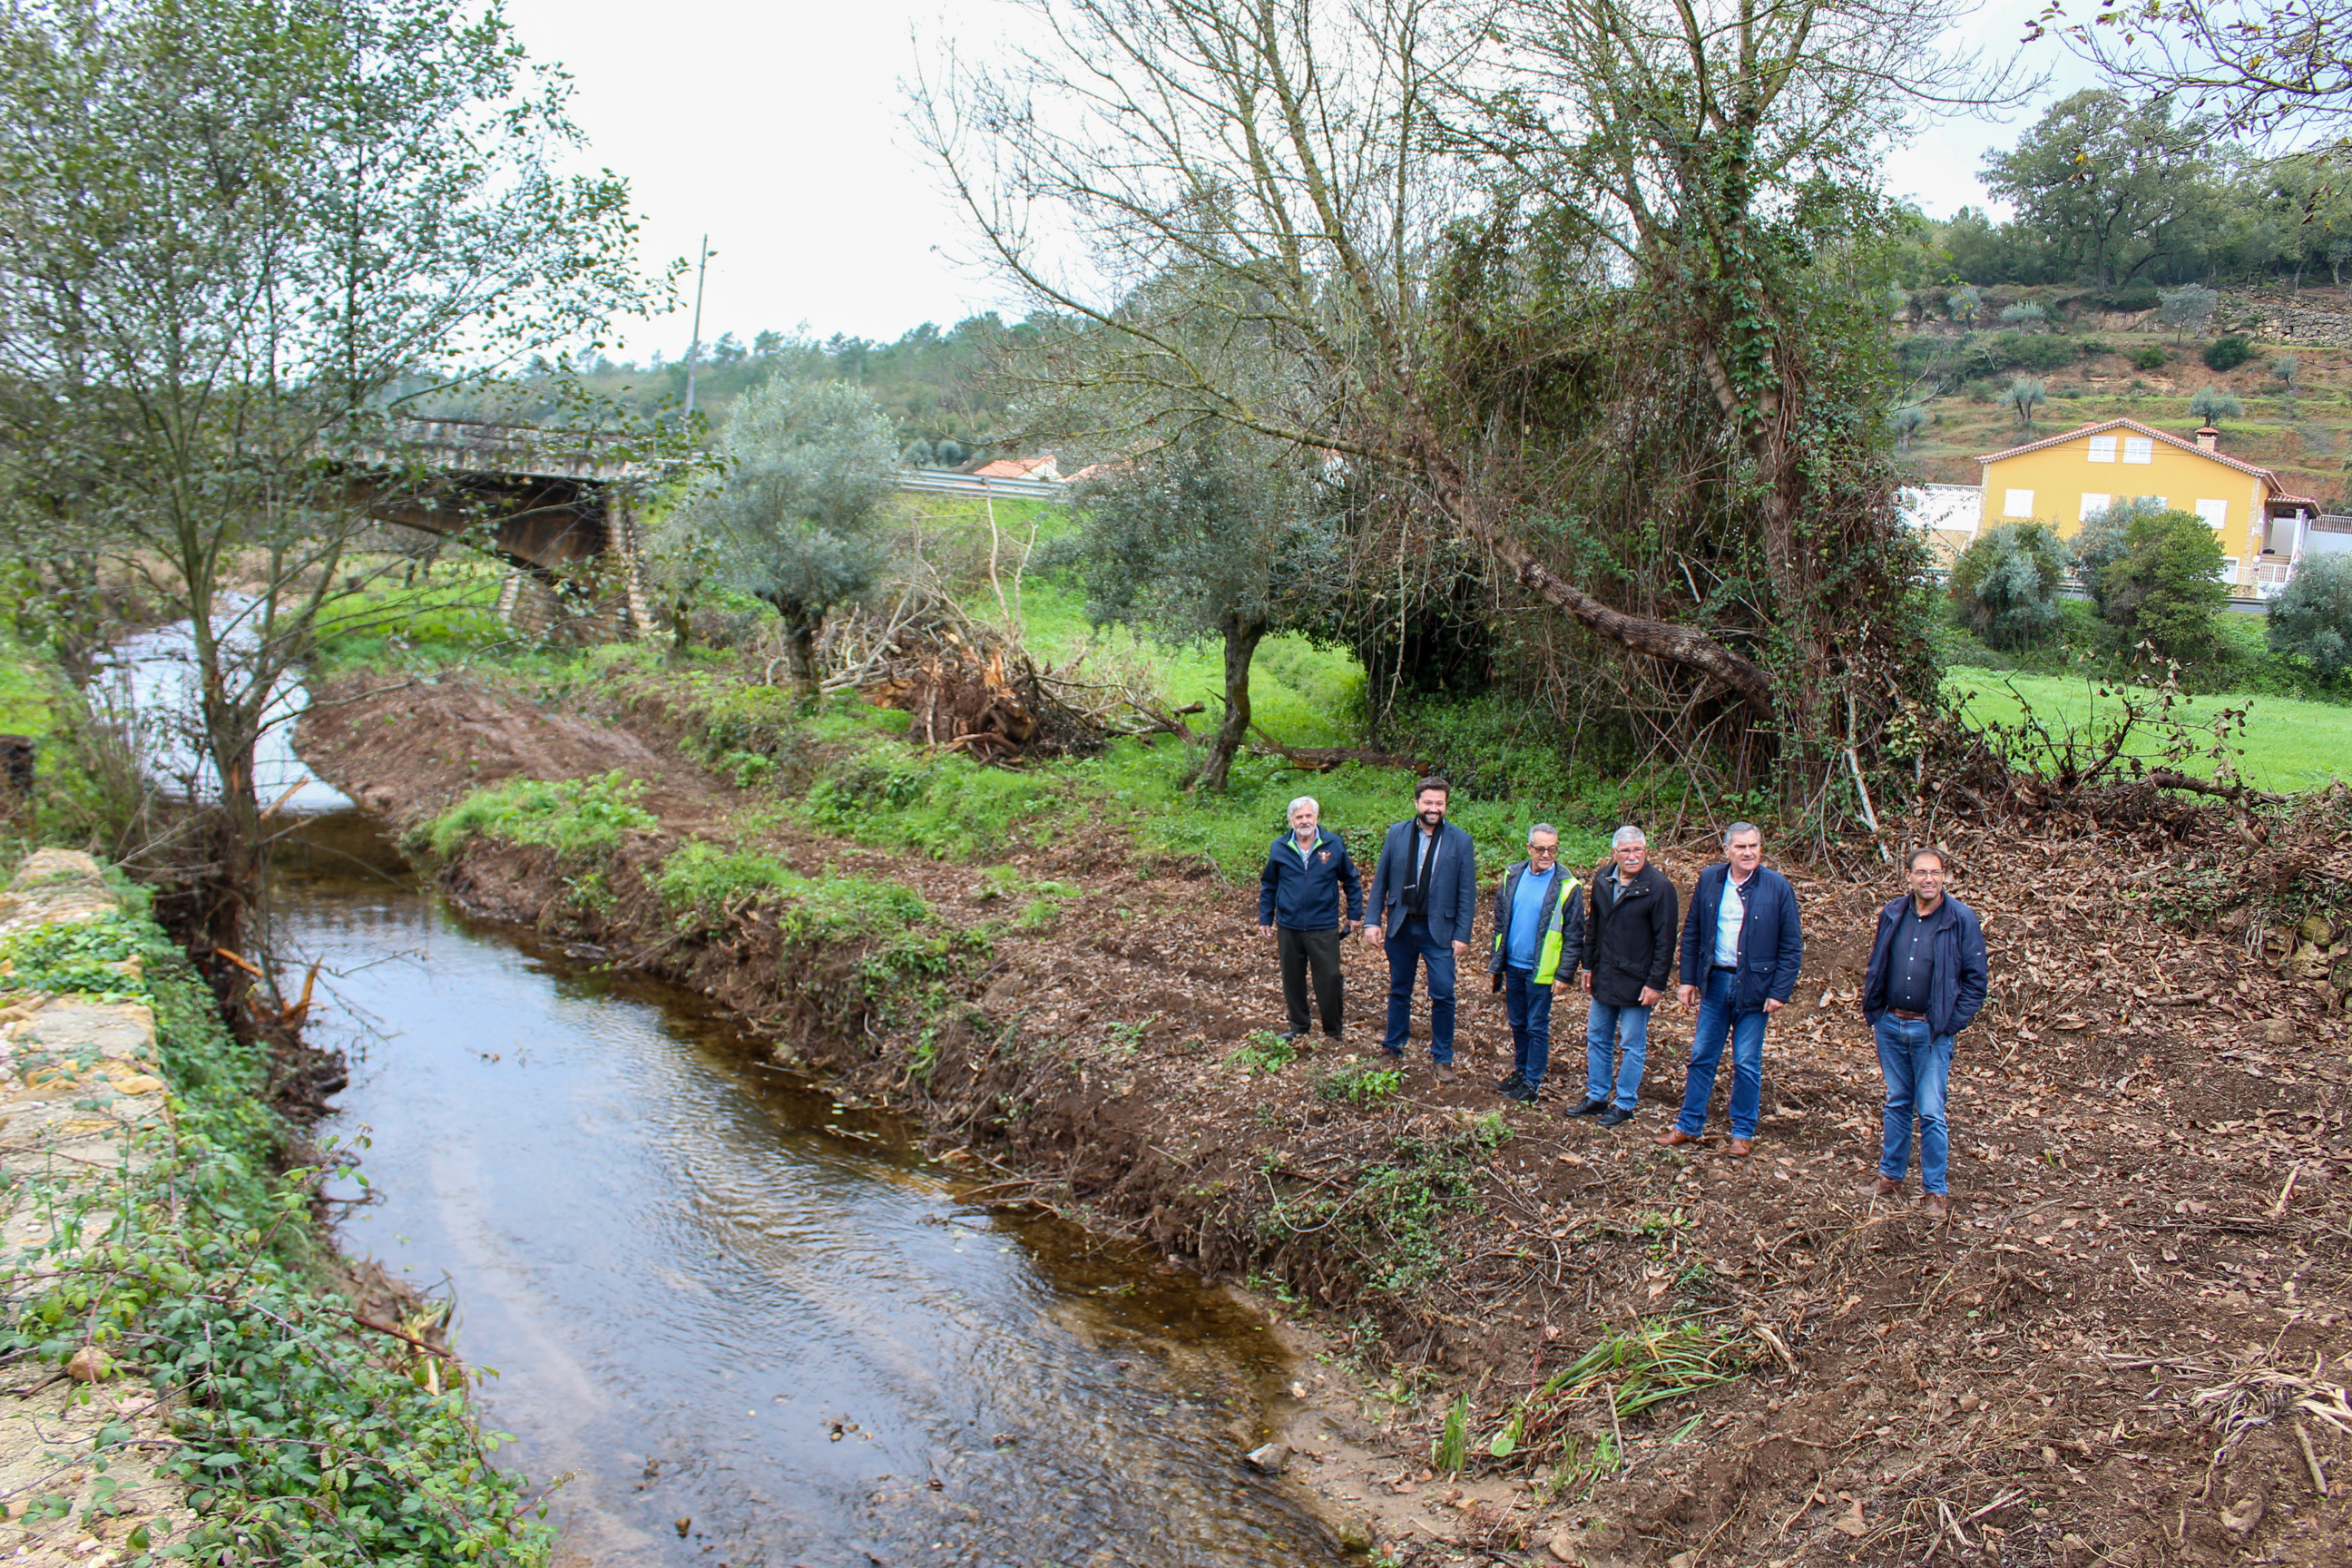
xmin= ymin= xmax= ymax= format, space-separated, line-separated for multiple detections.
xmin=969 ymin=454 xmax=1062 ymax=482
xmin=1974 ymin=418 xmax=2320 ymax=600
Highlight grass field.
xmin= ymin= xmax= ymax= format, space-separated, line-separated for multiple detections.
xmin=1945 ymin=668 xmax=2352 ymax=794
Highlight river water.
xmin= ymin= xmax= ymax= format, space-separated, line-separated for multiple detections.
xmin=272 ymin=812 xmax=1345 ymax=1568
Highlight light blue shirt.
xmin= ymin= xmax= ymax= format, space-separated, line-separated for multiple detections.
xmin=1712 ymin=871 xmax=1749 ymax=967
xmin=1505 ymin=866 xmax=1556 ymax=972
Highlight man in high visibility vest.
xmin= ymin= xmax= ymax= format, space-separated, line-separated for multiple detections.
xmin=1487 ymin=824 xmax=1586 ymax=1104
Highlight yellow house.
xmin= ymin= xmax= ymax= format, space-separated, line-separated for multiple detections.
xmin=1974 ymin=417 xmax=2318 ymax=595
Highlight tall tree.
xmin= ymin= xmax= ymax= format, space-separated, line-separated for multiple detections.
xmin=0 ymin=0 xmax=663 ymax=963
xmin=1053 ymin=429 xmax=1342 ymax=790
xmin=671 ymin=376 xmax=899 ymax=699
xmin=1980 ymin=91 xmax=2222 ymax=287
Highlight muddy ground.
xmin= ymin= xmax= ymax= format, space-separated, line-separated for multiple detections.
xmin=299 ymin=671 xmax=2352 ymax=1568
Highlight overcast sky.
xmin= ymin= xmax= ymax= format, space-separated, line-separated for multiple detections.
xmin=501 ymin=0 xmax=2102 ymax=360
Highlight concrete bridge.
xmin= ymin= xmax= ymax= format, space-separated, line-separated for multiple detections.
xmin=347 ymin=418 xmax=654 ymax=638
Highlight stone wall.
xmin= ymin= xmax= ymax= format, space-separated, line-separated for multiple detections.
xmin=0 ymin=851 xmax=194 ymax=1566
xmin=2228 ymin=296 xmax=2352 ymax=348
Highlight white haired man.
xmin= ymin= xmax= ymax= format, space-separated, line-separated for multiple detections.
xmin=1566 ymin=825 xmax=1678 ymax=1128
xmin=1258 ymin=796 xmax=1363 ymax=1044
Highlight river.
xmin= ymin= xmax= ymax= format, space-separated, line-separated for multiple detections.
xmin=271 ymin=810 xmax=1348 ymax=1568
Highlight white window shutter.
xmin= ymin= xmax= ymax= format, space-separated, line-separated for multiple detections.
xmin=2004 ymin=489 xmax=2035 ymax=519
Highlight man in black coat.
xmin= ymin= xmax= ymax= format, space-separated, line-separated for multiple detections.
xmin=1361 ymin=777 xmax=1478 ymax=1083
xmin=1858 ymin=846 xmax=1989 ymax=1218
xmin=1566 ymin=825 xmax=1678 ymax=1128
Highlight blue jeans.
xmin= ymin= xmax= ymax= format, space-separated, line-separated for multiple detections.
xmin=1382 ymin=915 xmax=1457 ymax=1063
xmin=1584 ymin=1000 xmax=1652 ymax=1111
xmin=1675 ymin=968 xmax=1769 ymax=1139
xmin=1502 ymin=969 xmax=1553 ymax=1087
xmin=1874 ymin=1016 xmax=1957 ymax=1194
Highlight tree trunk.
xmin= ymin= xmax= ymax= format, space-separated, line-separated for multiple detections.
xmin=782 ymin=612 xmax=821 ymax=701
xmin=1200 ymin=620 xmax=1266 ymax=792
xmin=1405 ymin=429 xmax=1775 ymax=713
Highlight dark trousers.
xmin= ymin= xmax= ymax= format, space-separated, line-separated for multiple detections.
xmin=1502 ymin=967 xmax=1553 ymax=1088
xmin=1278 ymin=925 xmax=1345 ymax=1036
xmin=1382 ymin=914 xmax=1457 ymax=1063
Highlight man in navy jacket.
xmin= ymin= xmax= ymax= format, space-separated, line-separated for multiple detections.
xmin=1661 ymin=821 xmax=1802 ymax=1157
xmin=1258 ymin=795 xmax=1364 ymax=1043
xmin=1858 ymin=846 xmax=1989 ymax=1217
xmin=1360 ymin=778 xmax=1478 ymax=1082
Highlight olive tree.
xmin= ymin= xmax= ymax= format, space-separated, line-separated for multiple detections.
xmin=2269 ymin=552 xmax=2352 ymax=676
xmin=1050 ymin=428 xmax=1341 ymax=790
xmin=673 ymin=377 xmax=899 ymax=699
xmin=2189 ymin=386 xmax=2245 ymax=426
xmin=1949 ymin=523 xmax=2070 ymax=648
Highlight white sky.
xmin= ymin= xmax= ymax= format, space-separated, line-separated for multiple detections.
xmin=501 ymin=0 xmax=2104 ymax=358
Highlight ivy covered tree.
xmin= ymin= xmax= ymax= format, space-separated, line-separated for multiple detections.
xmin=1049 ymin=427 xmax=1342 ymax=791
xmin=2269 ymin=553 xmax=2352 ymax=676
xmin=1949 ymin=523 xmax=2071 ymax=647
xmin=671 ymin=377 xmax=900 ymax=699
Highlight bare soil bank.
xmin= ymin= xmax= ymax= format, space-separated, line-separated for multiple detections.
xmin=300 ymin=673 xmax=2352 ymax=1567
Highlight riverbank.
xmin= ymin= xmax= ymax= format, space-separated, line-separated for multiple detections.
xmin=0 ymin=848 xmax=554 ymax=1568
xmin=300 ymin=662 xmax=2352 ymax=1567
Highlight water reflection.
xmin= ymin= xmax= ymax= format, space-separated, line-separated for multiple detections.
xmin=277 ymin=815 xmax=1342 ymax=1568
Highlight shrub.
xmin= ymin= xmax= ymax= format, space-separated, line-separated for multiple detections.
xmin=2093 ymin=285 xmax=2161 ymax=312
xmin=2159 ymin=284 xmax=2218 ymax=339
xmin=2095 ymin=508 xmax=2230 ymax=662
xmin=2202 ymin=334 xmax=2252 ymax=371
xmin=2000 ymin=302 xmax=2046 ymax=330
xmin=1986 ymin=330 xmax=2078 ymax=371
xmin=1949 ymin=524 xmax=2071 ymax=648
xmin=2132 ymin=344 xmax=2168 ymax=371
xmin=2269 ymin=553 xmax=2352 ymax=676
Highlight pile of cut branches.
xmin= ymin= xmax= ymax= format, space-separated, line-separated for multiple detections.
xmin=830 ymin=588 xmax=1188 ymax=760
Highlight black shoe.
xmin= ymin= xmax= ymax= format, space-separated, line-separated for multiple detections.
xmin=1499 ymin=1080 xmax=1538 ymax=1103
xmin=1279 ymin=1029 xmax=1306 ymax=1044
xmin=1598 ymin=1105 xmax=1635 ymax=1128
xmin=1494 ymin=1070 xmax=1527 ymax=1093
xmin=1564 ymin=1097 xmax=1609 ymax=1118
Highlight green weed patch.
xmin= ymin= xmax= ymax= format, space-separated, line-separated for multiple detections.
xmin=422 ymin=771 xmax=659 ymax=861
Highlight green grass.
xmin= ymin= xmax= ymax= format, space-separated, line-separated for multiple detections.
xmin=1945 ymin=670 xmax=2352 ymax=793
xmin=420 ymin=771 xmax=659 ymax=860
xmin=0 ymin=635 xmax=117 ymax=846
xmin=652 ymin=840 xmax=928 ymax=937
xmin=309 ymin=560 xmax=515 ymax=675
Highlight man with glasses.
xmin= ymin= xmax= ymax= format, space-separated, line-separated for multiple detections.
xmin=1566 ymin=825 xmax=1677 ymax=1128
xmin=1661 ymin=821 xmax=1802 ymax=1159
xmin=1486 ymin=824 xmax=1585 ymax=1103
xmin=1859 ymin=846 xmax=1987 ymax=1218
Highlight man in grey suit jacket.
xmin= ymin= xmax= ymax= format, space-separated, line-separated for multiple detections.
xmin=1360 ymin=778 xmax=1478 ymax=1082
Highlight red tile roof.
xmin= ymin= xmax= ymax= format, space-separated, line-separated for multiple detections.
xmin=1972 ymin=416 xmax=2291 ymax=491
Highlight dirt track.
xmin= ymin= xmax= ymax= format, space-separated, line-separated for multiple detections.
xmin=299 ymin=672 xmax=2352 ymax=1567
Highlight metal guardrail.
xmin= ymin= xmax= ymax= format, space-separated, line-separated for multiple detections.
xmin=896 ymin=470 xmax=1071 ymax=503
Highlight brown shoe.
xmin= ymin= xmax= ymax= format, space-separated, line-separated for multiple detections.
xmin=1433 ymin=1063 xmax=1459 ymax=1084
xmin=1725 ymin=1138 xmax=1754 ymax=1159
xmin=1919 ymin=1193 xmax=1951 ymax=1219
xmin=1656 ymin=1129 xmax=1700 ymax=1148
xmin=1870 ymin=1175 xmax=1901 ymax=1199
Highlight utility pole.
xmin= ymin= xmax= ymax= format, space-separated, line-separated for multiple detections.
xmin=681 ymin=234 xmax=713 ymax=418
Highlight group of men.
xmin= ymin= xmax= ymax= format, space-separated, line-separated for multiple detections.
xmin=1256 ymin=778 xmax=1990 ymax=1213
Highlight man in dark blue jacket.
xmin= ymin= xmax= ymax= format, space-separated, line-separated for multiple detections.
xmin=1360 ymin=778 xmax=1478 ymax=1083
xmin=1858 ymin=846 xmax=1989 ymax=1218
xmin=1258 ymin=795 xmax=1363 ymax=1044
xmin=1661 ymin=821 xmax=1802 ymax=1158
